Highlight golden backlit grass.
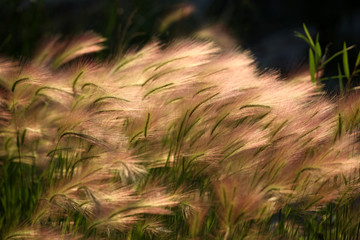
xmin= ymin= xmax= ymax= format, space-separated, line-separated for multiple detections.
xmin=1 ymin=33 xmax=360 ymax=239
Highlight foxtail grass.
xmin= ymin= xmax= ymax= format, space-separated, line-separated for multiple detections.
xmin=1 ymin=33 xmax=360 ymax=239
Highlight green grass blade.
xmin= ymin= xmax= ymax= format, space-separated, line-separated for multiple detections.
xmin=303 ymin=23 xmax=315 ymax=48
xmin=143 ymin=83 xmax=174 ymax=99
xmin=315 ymin=39 xmax=322 ymax=60
xmin=343 ymin=42 xmax=350 ymax=80
xmin=321 ymin=45 xmax=355 ymax=68
xmin=211 ymin=113 xmax=229 ymax=135
xmin=93 ymin=95 xmax=130 ymax=104
xmin=309 ymin=49 xmax=316 ymax=84
xmin=295 ymin=32 xmax=314 ymax=49
xmin=35 ymin=86 xmax=73 ymax=96
xmin=11 ymin=78 xmax=29 ymax=92
xmin=72 ymin=70 xmax=84 ymax=94
xmin=144 ymin=113 xmax=150 ymax=138
xmin=355 ymin=50 xmax=360 ymax=67
xmin=189 ymin=93 xmax=219 ymax=117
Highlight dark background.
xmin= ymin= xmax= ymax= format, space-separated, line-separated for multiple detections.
xmin=1 ymin=0 xmax=360 ymax=77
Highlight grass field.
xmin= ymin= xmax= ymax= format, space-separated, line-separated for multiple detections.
xmin=1 ymin=32 xmax=360 ymax=239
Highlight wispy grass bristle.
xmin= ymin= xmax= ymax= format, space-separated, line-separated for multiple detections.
xmin=1 ymin=33 xmax=360 ymax=239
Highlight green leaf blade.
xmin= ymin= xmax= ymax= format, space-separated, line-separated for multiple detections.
xmin=343 ymin=42 xmax=350 ymax=80
xmin=337 ymin=64 xmax=344 ymax=96
xmin=355 ymin=50 xmax=360 ymax=67
xmin=303 ymin=23 xmax=315 ymax=48
xmin=309 ymin=49 xmax=316 ymax=84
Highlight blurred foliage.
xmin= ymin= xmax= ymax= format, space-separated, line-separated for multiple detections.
xmin=1 ymin=0 xmax=360 ymax=86
xmin=0 ymin=0 xmax=194 ymax=57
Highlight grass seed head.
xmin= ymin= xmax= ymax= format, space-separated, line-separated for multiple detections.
xmin=1 ymin=33 xmax=360 ymax=239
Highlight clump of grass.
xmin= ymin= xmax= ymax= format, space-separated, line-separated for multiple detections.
xmin=296 ymin=24 xmax=360 ymax=95
xmin=1 ymin=32 xmax=360 ymax=239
